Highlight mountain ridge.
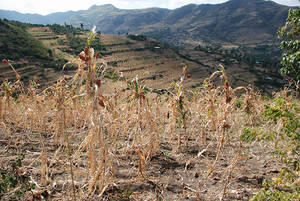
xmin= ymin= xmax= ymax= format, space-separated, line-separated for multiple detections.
xmin=0 ymin=0 xmax=294 ymax=47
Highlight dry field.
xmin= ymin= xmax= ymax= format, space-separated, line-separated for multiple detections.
xmin=0 ymin=44 xmax=299 ymax=200
xmin=0 ymin=28 xmax=298 ymax=201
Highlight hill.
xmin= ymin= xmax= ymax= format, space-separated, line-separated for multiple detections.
xmin=0 ymin=19 xmax=51 ymax=61
xmin=0 ymin=0 xmax=292 ymax=47
xmin=0 ymin=20 xmax=72 ymax=86
xmin=0 ymin=20 xmax=285 ymax=94
xmin=29 ymin=24 xmax=286 ymax=94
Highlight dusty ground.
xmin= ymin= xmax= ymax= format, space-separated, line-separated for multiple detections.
xmin=0 ymin=126 xmax=280 ymax=201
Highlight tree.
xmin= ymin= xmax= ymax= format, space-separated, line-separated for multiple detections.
xmin=278 ymin=1 xmax=300 ymax=81
xmin=80 ymin=23 xmax=84 ymax=30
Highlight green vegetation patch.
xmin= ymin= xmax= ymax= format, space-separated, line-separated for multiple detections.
xmin=127 ymin=34 xmax=147 ymax=41
xmin=0 ymin=19 xmax=52 ymax=61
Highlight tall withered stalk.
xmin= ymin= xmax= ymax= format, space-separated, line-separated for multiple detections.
xmin=208 ymin=65 xmax=232 ymax=176
xmin=1 ymin=59 xmax=22 ymax=125
xmin=169 ymin=66 xmax=189 ymax=151
xmin=0 ymin=96 xmax=3 ymax=122
xmin=138 ymin=148 xmax=146 ymax=180
xmin=220 ymin=143 xmax=244 ymax=201
xmin=70 ymin=26 xmax=111 ymax=196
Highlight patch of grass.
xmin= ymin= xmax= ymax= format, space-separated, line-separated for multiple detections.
xmin=0 ymin=19 xmax=52 ymax=61
xmin=127 ymin=34 xmax=147 ymax=41
xmin=0 ymin=155 xmax=35 ymax=200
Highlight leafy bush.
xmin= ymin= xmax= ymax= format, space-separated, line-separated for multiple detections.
xmin=127 ymin=34 xmax=147 ymax=41
xmin=250 ymin=179 xmax=300 ymax=201
xmin=66 ymin=34 xmax=105 ymax=55
xmin=49 ymin=23 xmax=82 ymax=35
xmin=0 ymin=155 xmax=35 ymax=200
xmin=278 ymin=4 xmax=300 ymax=80
xmin=103 ymin=69 xmax=119 ymax=82
xmin=242 ymin=95 xmax=300 ymax=200
xmin=240 ymin=127 xmax=258 ymax=143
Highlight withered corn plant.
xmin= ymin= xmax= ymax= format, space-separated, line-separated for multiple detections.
xmin=0 ymin=27 xmax=299 ymax=201
xmin=168 ymin=66 xmax=191 ymax=151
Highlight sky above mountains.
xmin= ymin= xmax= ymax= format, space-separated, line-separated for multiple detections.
xmin=0 ymin=0 xmax=299 ymax=15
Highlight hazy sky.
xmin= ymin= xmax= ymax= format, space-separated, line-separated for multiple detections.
xmin=0 ymin=0 xmax=299 ymax=15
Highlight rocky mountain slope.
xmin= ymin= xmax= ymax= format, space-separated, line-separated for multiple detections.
xmin=0 ymin=0 xmax=293 ymax=47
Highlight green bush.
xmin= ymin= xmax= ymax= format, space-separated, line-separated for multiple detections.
xmin=242 ymin=95 xmax=300 ymax=200
xmin=0 ymin=155 xmax=34 ymax=200
xmin=66 ymin=34 xmax=105 ymax=55
xmin=127 ymin=34 xmax=147 ymax=41
xmin=278 ymin=4 xmax=300 ymax=80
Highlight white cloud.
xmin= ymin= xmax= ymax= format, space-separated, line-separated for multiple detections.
xmin=0 ymin=0 xmax=299 ymax=15
xmin=166 ymin=0 xmax=228 ymax=9
xmin=273 ymin=0 xmax=300 ymax=6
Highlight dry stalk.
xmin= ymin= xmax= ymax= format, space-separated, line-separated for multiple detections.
xmin=0 ymin=96 xmax=3 ymax=122
xmin=137 ymin=148 xmax=146 ymax=180
xmin=65 ymin=130 xmax=77 ymax=201
xmin=220 ymin=144 xmax=243 ymax=201
xmin=208 ymin=65 xmax=232 ymax=177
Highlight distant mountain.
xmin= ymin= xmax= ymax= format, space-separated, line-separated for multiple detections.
xmin=0 ymin=10 xmax=82 ymax=25
xmin=0 ymin=0 xmax=293 ymax=47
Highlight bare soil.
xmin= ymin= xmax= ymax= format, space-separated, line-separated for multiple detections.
xmin=0 ymin=127 xmax=280 ymax=201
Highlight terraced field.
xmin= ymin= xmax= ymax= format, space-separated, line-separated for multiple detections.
xmin=0 ymin=27 xmax=64 ymax=86
xmin=177 ymin=49 xmax=285 ymax=94
xmin=11 ymin=27 xmax=212 ymax=92
xmin=99 ymin=34 xmax=213 ymax=90
xmin=28 ymin=27 xmax=75 ymax=61
xmin=0 ymin=61 xmax=62 ymax=87
xmin=1 ymin=26 xmax=285 ymax=94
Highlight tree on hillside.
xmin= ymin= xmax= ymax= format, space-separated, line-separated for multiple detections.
xmin=278 ymin=1 xmax=300 ymax=81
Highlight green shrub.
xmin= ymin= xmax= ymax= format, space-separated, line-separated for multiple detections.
xmin=278 ymin=4 xmax=300 ymax=80
xmin=242 ymin=95 xmax=300 ymax=200
xmin=240 ymin=127 xmax=258 ymax=143
xmin=235 ymin=99 xmax=244 ymax=108
xmin=127 ymin=34 xmax=147 ymax=41
xmin=0 ymin=155 xmax=35 ymax=200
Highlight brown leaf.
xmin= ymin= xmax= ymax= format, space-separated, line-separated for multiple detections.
xmin=225 ymin=81 xmax=229 ymax=89
xmin=239 ymin=156 xmax=249 ymax=161
xmin=2 ymin=59 xmax=9 ymax=64
xmin=223 ymin=123 xmax=230 ymax=129
xmin=226 ymin=96 xmax=232 ymax=104
xmin=78 ymin=52 xmax=86 ymax=61
xmin=84 ymin=47 xmax=89 ymax=56
xmin=99 ymin=99 xmax=105 ymax=108
xmin=95 ymin=52 xmax=101 ymax=58
xmin=96 ymin=80 xmax=101 ymax=88
xmin=140 ymin=92 xmax=145 ymax=100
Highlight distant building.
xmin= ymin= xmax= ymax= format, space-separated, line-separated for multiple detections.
xmin=265 ymin=76 xmax=273 ymax=81
xmin=229 ymin=59 xmax=238 ymax=63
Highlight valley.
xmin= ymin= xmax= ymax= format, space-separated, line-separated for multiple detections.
xmin=0 ymin=21 xmax=286 ymax=95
